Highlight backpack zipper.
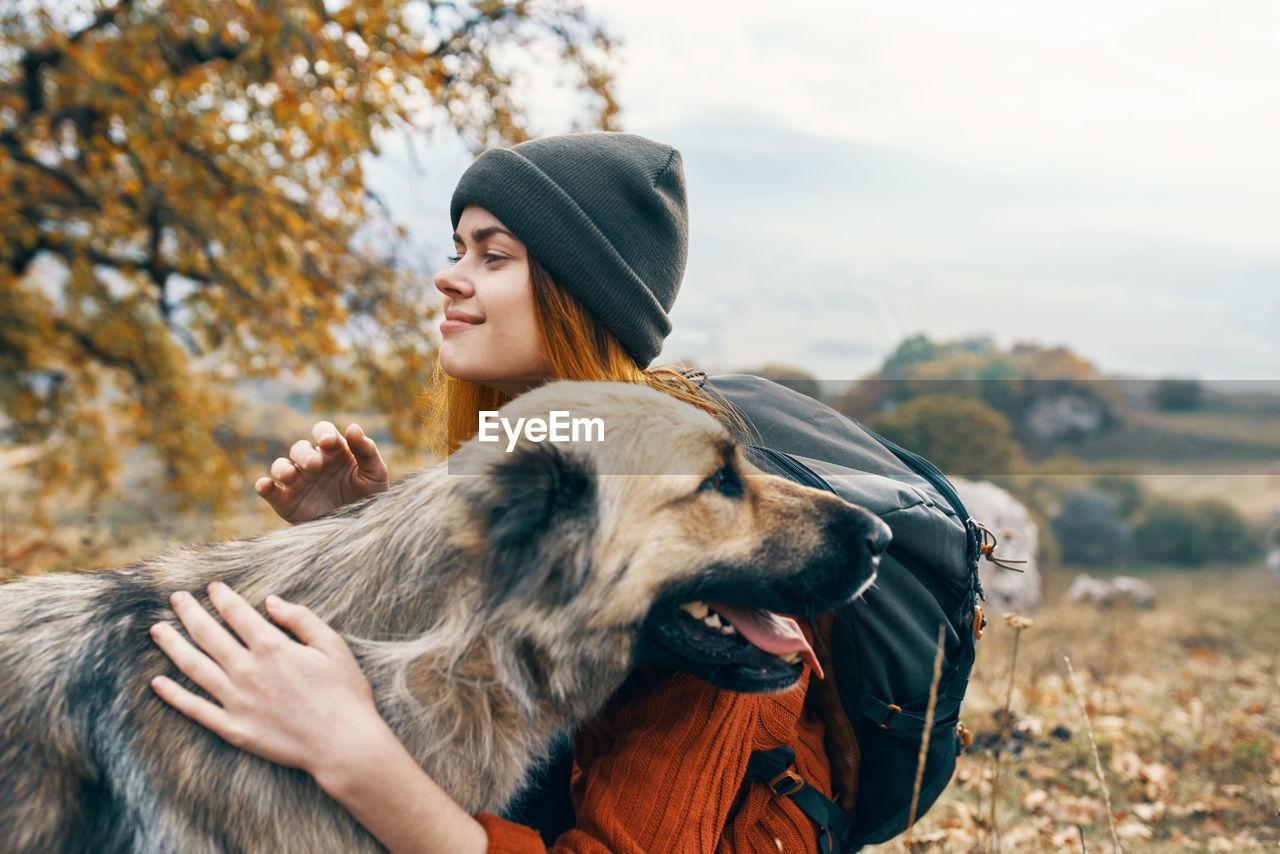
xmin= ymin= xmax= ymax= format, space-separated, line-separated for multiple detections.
xmin=753 ymin=435 xmax=969 ymax=524
xmin=749 ymin=445 xmax=834 ymax=494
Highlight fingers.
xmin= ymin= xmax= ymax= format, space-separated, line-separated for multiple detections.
xmin=256 ymin=422 xmax=385 ymax=525
xmin=150 ymin=673 xmax=237 ymax=740
xmin=266 ymin=595 xmax=348 ymax=659
xmin=289 ymin=438 xmax=324 ymax=472
xmin=207 ymin=582 xmax=285 ymax=652
xmin=170 ymin=589 xmax=249 ymax=670
xmin=255 ymin=474 xmax=305 ymax=524
xmin=264 ymin=424 xmax=354 ymax=488
xmin=265 ymin=422 xmax=372 ymax=484
xmin=149 ymin=619 xmax=234 ymax=700
xmin=344 ymin=424 xmax=383 ymax=469
xmin=346 ymin=425 xmax=390 ymax=494
xmin=269 ymin=456 xmax=301 ymax=485
xmin=312 ymin=421 xmax=348 ymax=458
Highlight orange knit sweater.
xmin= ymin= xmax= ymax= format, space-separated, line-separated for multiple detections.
xmin=476 ymin=656 xmax=832 ymax=853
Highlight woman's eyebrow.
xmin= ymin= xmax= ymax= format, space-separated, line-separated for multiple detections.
xmin=451 ymin=226 xmax=519 ymax=244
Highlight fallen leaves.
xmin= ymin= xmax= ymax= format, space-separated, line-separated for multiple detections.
xmin=868 ymin=568 xmax=1280 ymax=854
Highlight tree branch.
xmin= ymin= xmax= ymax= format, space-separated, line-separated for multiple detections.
xmin=4 ymin=227 xmax=54 ymax=277
xmin=18 ymin=0 xmax=135 ymax=111
xmin=53 ymin=318 xmax=149 ymax=387
xmin=157 ymin=35 xmax=249 ymax=77
xmin=0 ymin=132 xmax=99 ymax=209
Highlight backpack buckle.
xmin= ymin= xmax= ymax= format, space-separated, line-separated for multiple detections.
xmin=767 ymin=767 xmax=805 ymax=797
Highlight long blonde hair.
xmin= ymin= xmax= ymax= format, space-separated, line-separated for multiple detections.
xmin=423 ymin=256 xmax=741 ymax=456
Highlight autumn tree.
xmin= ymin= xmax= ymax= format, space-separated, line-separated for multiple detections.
xmin=0 ymin=0 xmax=618 ymax=511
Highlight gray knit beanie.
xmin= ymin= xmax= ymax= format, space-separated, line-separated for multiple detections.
xmin=449 ymin=132 xmax=688 ymax=368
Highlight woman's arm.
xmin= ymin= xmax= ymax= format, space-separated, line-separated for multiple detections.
xmin=149 ymin=583 xmax=486 ymax=854
xmin=151 ymin=584 xmax=825 ymax=854
xmin=314 ymin=718 xmax=488 ymax=854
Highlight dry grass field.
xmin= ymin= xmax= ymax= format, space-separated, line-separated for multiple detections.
xmin=869 ymin=566 xmax=1280 ymax=854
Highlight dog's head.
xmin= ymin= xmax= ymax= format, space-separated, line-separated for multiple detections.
xmin=450 ymin=381 xmax=889 ymax=695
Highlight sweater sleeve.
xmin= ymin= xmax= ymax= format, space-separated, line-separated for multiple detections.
xmin=475 ymin=813 xmax=555 ymax=854
xmin=475 ymin=658 xmax=829 ymax=854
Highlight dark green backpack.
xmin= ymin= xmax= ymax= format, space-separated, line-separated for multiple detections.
xmin=701 ymin=373 xmax=984 ymax=852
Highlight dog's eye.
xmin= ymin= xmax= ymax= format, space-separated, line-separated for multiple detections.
xmin=698 ymin=466 xmax=742 ymax=498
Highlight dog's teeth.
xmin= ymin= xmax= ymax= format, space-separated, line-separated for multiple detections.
xmin=722 ymin=623 xmax=737 ymax=635
xmin=704 ymin=613 xmax=722 ymax=629
xmin=680 ymin=601 xmax=710 ymax=620
xmin=780 ymin=652 xmax=801 ymax=664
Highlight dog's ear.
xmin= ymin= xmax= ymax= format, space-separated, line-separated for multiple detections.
xmin=475 ymin=442 xmax=597 ymax=607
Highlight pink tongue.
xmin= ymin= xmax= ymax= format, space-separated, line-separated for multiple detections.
xmin=707 ymin=601 xmax=824 ymax=680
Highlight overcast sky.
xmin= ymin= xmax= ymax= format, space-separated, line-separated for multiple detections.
xmin=368 ymin=0 xmax=1280 ymax=381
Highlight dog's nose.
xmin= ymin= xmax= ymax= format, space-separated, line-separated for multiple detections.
xmin=866 ymin=519 xmax=893 ymax=558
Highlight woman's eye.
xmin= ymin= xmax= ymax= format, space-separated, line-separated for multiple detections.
xmin=445 ymin=252 xmax=507 ymax=265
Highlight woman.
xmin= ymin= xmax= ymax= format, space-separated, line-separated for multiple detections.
xmin=149 ymin=133 xmax=834 ymax=852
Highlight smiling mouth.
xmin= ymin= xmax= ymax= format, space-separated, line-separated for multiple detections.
xmin=441 ymin=317 xmax=483 ymax=329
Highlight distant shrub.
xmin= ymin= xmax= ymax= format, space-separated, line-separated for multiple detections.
xmin=1092 ymin=473 xmax=1145 ymax=519
xmin=1195 ymin=499 xmax=1265 ymax=563
xmin=1132 ymin=500 xmax=1210 ymax=564
xmin=882 ymin=333 xmax=939 ymax=374
xmin=1151 ymin=378 xmax=1204 ymax=411
xmin=868 ymin=393 xmax=1025 ymax=477
xmin=1051 ymin=489 xmax=1131 ymax=566
xmin=1131 ymin=497 xmax=1263 ymax=566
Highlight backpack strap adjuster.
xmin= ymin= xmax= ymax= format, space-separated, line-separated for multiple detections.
xmin=767 ymin=767 xmax=805 ymax=797
xmin=746 ymin=746 xmax=855 ymax=854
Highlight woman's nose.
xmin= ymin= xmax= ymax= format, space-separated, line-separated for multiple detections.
xmin=433 ymin=261 xmax=472 ymax=298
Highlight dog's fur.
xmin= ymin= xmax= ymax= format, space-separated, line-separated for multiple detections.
xmin=0 ymin=381 xmax=887 ymax=854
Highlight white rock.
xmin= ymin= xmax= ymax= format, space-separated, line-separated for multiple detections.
xmin=952 ymin=478 xmax=1041 ymax=614
xmin=1065 ymin=573 xmax=1157 ymax=608
xmin=1110 ymin=575 xmax=1157 ymax=608
xmin=1065 ymin=574 xmax=1116 ymax=606
xmin=1022 ymin=394 xmax=1107 ymax=441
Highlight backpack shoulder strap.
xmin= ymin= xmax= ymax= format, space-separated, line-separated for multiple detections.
xmin=744 ymin=746 xmax=854 ymax=854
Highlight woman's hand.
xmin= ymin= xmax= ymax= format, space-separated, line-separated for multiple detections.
xmin=150 ymin=583 xmax=491 ymax=854
xmin=149 ymin=582 xmax=382 ymax=778
xmin=257 ymin=421 xmax=390 ymax=524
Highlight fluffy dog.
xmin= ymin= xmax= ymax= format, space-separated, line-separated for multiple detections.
xmin=0 ymin=381 xmax=889 ymax=854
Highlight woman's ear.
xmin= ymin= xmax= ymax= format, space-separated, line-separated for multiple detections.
xmin=473 ymin=442 xmax=598 ymax=607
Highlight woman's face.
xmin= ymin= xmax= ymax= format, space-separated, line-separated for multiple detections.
xmin=434 ymin=206 xmax=548 ymax=394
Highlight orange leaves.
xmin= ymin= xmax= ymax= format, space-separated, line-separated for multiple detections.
xmin=1110 ymin=748 xmax=1174 ymax=805
xmin=3 ymin=0 xmax=617 ymax=511
xmin=1022 ymin=789 xmax=1108 ymax=826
